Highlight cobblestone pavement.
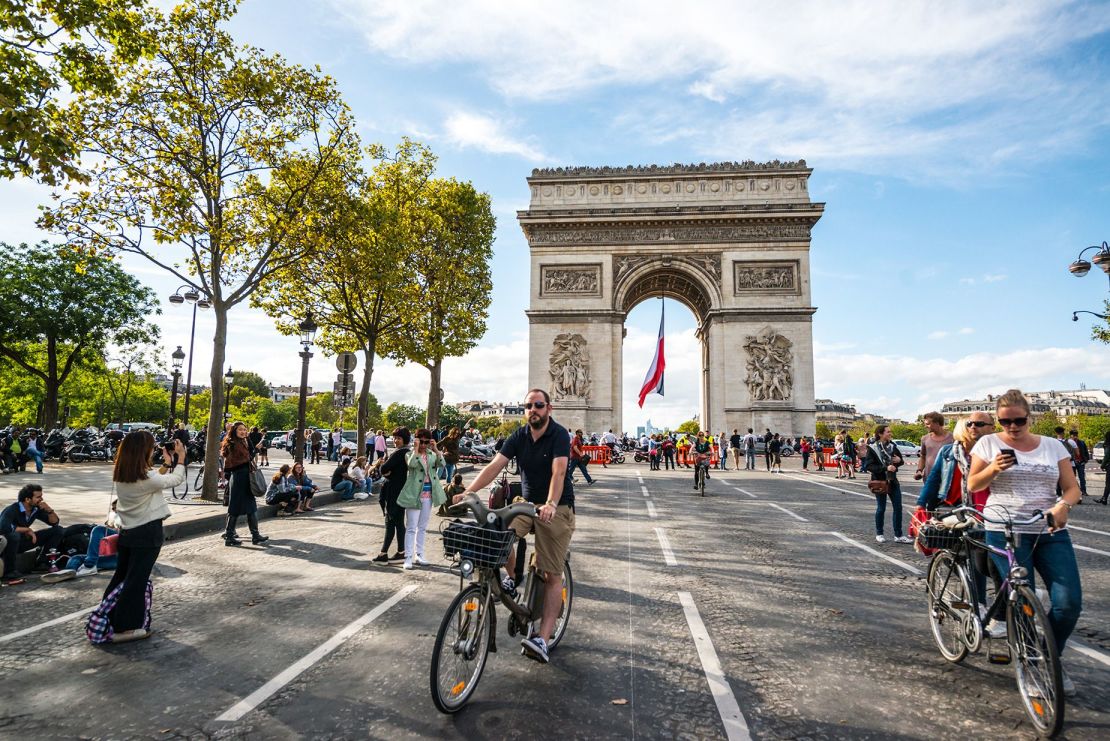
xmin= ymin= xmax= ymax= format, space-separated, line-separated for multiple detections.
xmin=0 ymin=463 xmax=1107 ymax=739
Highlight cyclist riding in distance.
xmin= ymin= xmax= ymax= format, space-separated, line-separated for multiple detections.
xmin=692 ymin=431 xmax=712 ymax=489
xmin=452 ymin=387 xmax=575 ymax=665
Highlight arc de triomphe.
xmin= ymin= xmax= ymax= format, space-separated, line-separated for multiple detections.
xmin=517 ymin=161 xmax=823 ymax=437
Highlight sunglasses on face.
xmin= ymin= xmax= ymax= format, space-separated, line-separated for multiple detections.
xmin=966 ymin=421 xmax=993 ymax=428
xmin=418 ymin=438 xmax=431 ymax=443
xmin=524 ymin=401 xmax=547 ymax=410
xmin=998 ymin=417 xmax=1028 ymax=427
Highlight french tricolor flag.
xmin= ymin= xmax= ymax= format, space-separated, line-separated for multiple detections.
xmin=637 ymin=306 xmax=665 ymax=408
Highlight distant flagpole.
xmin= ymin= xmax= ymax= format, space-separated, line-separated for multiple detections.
xmin=637 ymin=298 xmax=665 ymax=407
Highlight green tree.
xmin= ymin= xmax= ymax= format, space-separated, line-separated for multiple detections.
xmin=0 ymin=0 xmax=153 ymax=185
xmin=471 ymin=415 xmax=502 ymax=436
xmin=815 ymin=422 xmax=832 ymax=440
xmin=1031 ymin=411 xmax=1063 ymax=437
xmin=382 ymin=402 xmax=425 ymax=431
xmin=0 ymin=242 xmax=158 ymax=428
xmin=43 ymin=0 xmax=358 ymax=500
xmin=676 ymin=419 xmax=700 ymax=434
xmin=890 ymin=423 xmax=927 ymax=443
xmin=388 ymin=176 xmax=495 ymax=428
xmin=438 ymin=403 xmax=465 ymax=431
xmin=229 ymin=370 xmax=270 ymax=400
xmin=256 ymin=138 xmax=431 ymax=454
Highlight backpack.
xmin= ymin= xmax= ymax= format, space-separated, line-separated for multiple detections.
xmin=86 ymin=580 xmax=153 ymax=644
xmin=745 ymin=436 xmax=754 ymax=451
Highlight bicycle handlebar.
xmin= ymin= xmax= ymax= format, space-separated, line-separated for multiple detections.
xmin=944 ymin=505 xmax=1047 ymax=528
xmin=447 ymin=493 xmax=537 ymax=529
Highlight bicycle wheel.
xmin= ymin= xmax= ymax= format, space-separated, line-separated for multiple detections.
xmin=925 ymin=551 xmax=971 ymax=663
xmin=540 ymin=559 xmax=574 ymax=651
xmin=430 ymin=584 xmax=492 ymax=714
xmin=1009 ymin=585 xmax=1063 ymax=738
xmin=698 ymin=466 xmax=706 ymax=496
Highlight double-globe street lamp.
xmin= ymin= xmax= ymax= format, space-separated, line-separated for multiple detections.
xmin=167 ymin=286 xmax=211 ymax=423
xmin=223 ymin=367 xmax=234 ymax=423
xmin=167 ymin=346 xmax=185 ymax=434
xmin=1068 ymin=241 xmax=1110 ymax=322
xmin=294 ymin=313 xmax=318 ymax=464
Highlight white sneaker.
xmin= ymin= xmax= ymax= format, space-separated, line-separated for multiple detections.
xmin=875 ymin=535 xmax=886 ymax=544
xmin=413 ymin=556 xmax=428 ymax=566
xmin=986 ymin=618 xmax=1007 ymax=639
xmin=402 ymin=562 xmax=414 ymax=570
xmin=75 ymin=564 xmax=98 ymax=578
xmin=1061 ymin=668 xmax=1077 ymax=697
xmin=894 ymin=535 xmax=913 ymax=544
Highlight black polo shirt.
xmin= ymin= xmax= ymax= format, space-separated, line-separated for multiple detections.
xmin=500 ymin=419 xmax=574 ymax=508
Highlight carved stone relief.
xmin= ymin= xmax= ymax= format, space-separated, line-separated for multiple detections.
xmin=528 ymin=222 xmax=812 ymax=246
xmin=540 ymin=265 xmax=601 ymax=296
xmin=550 ymin=333 xmax=591 ymax=400
xmin=744 ymin=328 xmax=793 ymax=401
xmin=530 ymin=160 xmax=808 ymax=177
xmin=733 ymin=261 xmax=800 ymax=295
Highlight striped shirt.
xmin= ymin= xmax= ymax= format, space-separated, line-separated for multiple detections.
xmin=970 ymin=434 xmax=1070 ymax=533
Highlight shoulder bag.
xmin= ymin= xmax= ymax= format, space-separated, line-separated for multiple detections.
xmin=249 ymin=463 xmax=267 ymax=498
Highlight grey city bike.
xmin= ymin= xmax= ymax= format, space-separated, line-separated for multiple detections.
xmin=429 ymin=494 xmax=573 ymax=714
xmin=923 ymin=506 xmax=1064 ymax=738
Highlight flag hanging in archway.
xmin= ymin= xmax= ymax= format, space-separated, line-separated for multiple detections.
xmin=637 ymin=302 xmax=665 ymax=407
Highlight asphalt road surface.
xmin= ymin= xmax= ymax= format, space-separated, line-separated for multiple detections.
xmin=2 ymin=464 xmax=1108 ymax=739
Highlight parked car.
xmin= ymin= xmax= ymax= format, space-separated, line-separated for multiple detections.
xmin=893 ymin=439 xmax=920 ymax=458
xmin=1094 ymin=442 xmax=1105 ymax=465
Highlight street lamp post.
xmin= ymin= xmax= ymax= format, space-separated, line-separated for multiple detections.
xmin=295 ymin=313 xmax=318 ymax=464
xmin=223 ymin=367 xmax=234 ymax=424
xmin=168 ymin=346 xmax=185 ymax=434
xmin=168 ymin=285 xmax=211 ymax=424
xmin=1067 ymin=241 xmax=1110 ymax=323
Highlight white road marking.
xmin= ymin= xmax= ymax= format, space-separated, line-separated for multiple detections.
xmin=640 ymin=486 xmax=650 ymax=497
xmin=214 ymin=584 xmax=419 ymax=722
xmin=1069 ymin=524 xmax=1110 ymax=538
xmin=646 ymin=500 xmax=657 ymax=518
xmin=1074 ymin=543 xmax=1110 ymax=558
xmin=677 ymin=591 xmax=752 ymax=741
xmin=781 ymin=473 xmax=871 ymax=499
xmin=0 ymin=606 xmax=96 ymax=644
xmin=732 ymin=487 xmax=758 ymax=499
xmin=763 ymin=502 xmax=809 ymax=522
xmin=1069 ymin=639 xmax=1110 ymax=668
xmin=829 ymin=532 xmax=924 ymax=576
xmin=654 ymin=527 xmax=678 ymax=566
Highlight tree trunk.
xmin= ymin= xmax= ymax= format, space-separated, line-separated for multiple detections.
xmin=425 ymin=359 xmax=442 ymax=429
xmin=201 ymin=305 xmax=228 ymax=502
xmin=356 ymin=340 xmax=377 ymax=454
xmin=42 ymin=336 xmax=60 ymax=429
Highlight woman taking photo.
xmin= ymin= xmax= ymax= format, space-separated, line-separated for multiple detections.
xmin=220 ymin=422 xmax=268 ymax=546
xmin=968 ymin=389 xmax=1083 ymax=696
xmin=864 ymin=424 xmax=911 ymax=544
xmin=398 ymin=429 xmax=446 ymax=570
xmin=99 ymin=431 xmax=187 ymax=643
xmin=371 ymin=427 xmax=410 ymax=565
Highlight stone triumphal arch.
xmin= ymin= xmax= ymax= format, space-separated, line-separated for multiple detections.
xmin=517 ymin=161 xmax=824 ymax=437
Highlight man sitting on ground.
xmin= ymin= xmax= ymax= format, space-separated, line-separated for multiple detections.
xmin=1 ymin=484 xmax=65 ymax=583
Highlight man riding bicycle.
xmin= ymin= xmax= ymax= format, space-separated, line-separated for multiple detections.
xmin=454 ymin=388 xmax=575 ymax=665
xmin=692 ymin=431 xmax=712 ymax=489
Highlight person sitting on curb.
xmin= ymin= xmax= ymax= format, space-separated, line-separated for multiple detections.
xmin=43 ymin=513 xmax=122 ymax=583
xmin=1 ymin=484 xmax=65 ymax=583
xmin=289 ymin=462 xmax=318 ymax=512
xmin=331 ymin=458 xmax=356 ymax=501
xmin=266 ymin=464 xmax=300 ymax=516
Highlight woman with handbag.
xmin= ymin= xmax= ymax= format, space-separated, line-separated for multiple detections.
xmin=371 ymin=427 xmax=410 ymax=565
xmin=864 ymin=424 xmax=911 ymax=544
xmin=397 ymin=428 xmax=447 ymax=570
xmin=96 ymin=431 xmax=187 ymax=643
xmin=220 ymin=422 xmax=268 ymax=546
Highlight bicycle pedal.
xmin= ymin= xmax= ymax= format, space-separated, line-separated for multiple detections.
xmin=987 ymin=642 xmax=1012 ymax=665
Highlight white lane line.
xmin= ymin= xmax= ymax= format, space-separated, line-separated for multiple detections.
xmin=640 ymin=485 xmax=650 ymax=497
xmin=654 ymin=527 xmax=678 ymax=566
xmin=1074 ymin=543 xmax=1110 ymax=558
xmin=1069 ymin=524 xmax=1110 ymax=538
xmin=214 ymin=584 xmax=419 ymax=722
xmin=646 ymin=500 xmax=658 ymax=518
xmin=781 ymin=474 xmax=871 ymax=499
xmin=763 ymin=502 xmax=808 ymax=522
xmin=0 ymin=606 xmax=96 ymax=644
xmin=677 ymin=591 xmax=752 ymax=741
xmin=732 ymin=487 xmax=758 ymax=499
xmin=829 ymin=532 xmax=924 ymax=576
xmin=1070 ymin=639 xmax=1110 ymax=668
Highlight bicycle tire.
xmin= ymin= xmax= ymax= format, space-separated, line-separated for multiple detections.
xmin=925 ymin=551 xmax=971 ymax=663
xmin=1009 ymin=585 xmax=1064 ymax=738
xmin=539 ymin=559 xmax=574 ymax=651
xmin=430 ymin=583 xmax=492 ymax=714
xmin=699 ymin=466 xmax=706 ymax=497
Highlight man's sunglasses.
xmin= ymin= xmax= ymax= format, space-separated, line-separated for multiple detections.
xmin=998 ymin=417 xmax=1028 ymax=427
xmin=524 ymin=401 xmax=547 ymax=410
xmin=965 ymin=421 xmax=993 ymax=428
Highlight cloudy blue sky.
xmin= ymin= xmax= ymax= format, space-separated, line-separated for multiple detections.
xmin=4 ymin=0 xmax=1110 ymax=428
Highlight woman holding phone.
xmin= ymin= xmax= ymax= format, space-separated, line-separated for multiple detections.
xmin=968 ymin=389 xmax=1083 ymax=696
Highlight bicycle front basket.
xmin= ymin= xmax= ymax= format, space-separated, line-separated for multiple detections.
xmin=442 ymin=522 xmax=516 ymax=569
xmin=916 ymin=523 xmax=966 ymax=551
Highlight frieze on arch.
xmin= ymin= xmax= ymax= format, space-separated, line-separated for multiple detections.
xmin=526 ymin=221 xmax=813 ymax=247
xmin=744 ymin=327 xmax=794 ymax=402
xmin=614 ymin=252 xmax=721 ymax=291
xmin=549 ymin=333 xmax=591 ymax=401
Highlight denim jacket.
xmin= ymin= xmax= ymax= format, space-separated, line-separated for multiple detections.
xmin=917 ymin=443 xmax=970 ymax=509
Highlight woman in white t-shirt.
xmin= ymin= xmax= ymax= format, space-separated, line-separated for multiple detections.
xmin=968 ymin=389 xmax=1083 ymax=696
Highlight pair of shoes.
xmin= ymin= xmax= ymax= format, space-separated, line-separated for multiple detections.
xmin=875 ymin=534 xmax=886 ymax=544
xmin=76 ymin=564 xmax=98 ymax=578
xmin=389 ymin=551 xmax=406 ymax=564
xmin=224 ymin=534 xmax=242 ymax=547
xmin=41 ymin=569 xmax=76 ymax=583
xmin=413 ymin=555 xmax=428 ymax=566
xmin=521 ymin=635 xmax=549 ymax=664
xmin=501 ymin=575 xmax=518 ymax=598
xmin=111 ymin=628 xmax=151 ymax=644
xmin=894 ymin=535 xmax=913 ymax=544
xmin=1097 ymin=497 xmax=1108 ymax=505
xmin=1061 ymin=668 xmax=1077 ymax=697
xmin=251 ymin=534 xmax=269 ymax=545
xmin=371 ymin=553 xmax=389 ymax=565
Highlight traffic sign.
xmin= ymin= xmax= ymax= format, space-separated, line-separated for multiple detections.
xmin=336 ymin=352 xmax=357 ymax=373
xmin=337 ymin=372 xmax=354 ymax=385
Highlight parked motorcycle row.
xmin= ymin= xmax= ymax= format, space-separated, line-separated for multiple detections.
xmin=0 ymin=425 xmax=208 ymax=467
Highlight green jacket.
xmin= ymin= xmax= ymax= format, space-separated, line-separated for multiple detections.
xmin=397 ymin=450 xmax=447 ymax=509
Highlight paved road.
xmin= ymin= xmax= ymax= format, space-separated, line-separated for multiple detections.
xmin=1 ymin=464 xmax=1107 ymax=739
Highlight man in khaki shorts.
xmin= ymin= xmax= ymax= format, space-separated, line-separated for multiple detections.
xmin=454 ymin=388 xmax=575 ymax=664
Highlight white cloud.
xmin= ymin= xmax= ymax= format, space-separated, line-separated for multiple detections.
xmin=958 ymin=327 xmax=975 ymax=335
xmin=928 ymin=330 xmax=949 ymax=340
xmin=442 ymin=111 xmax=549 ymax=161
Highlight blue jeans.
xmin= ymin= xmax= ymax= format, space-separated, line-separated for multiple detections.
xmin=334 ymin=480 xmax=355 ymax=500
xmin=27 ymin=448 xmax=43 ymax=473
xmin=567 ymin=457 xmax=593 ymax=484
xmin=874 ymin=480 xmax=903 ymax=537
xmin=745 ymin=450 xmax=756 ymax=470
xmin=986 ymin=529 xmax=1082 ymax=654
xmin=444 ymin=462 xmax=456 ymax=482
xmin=1074 ymin=463 xmax=1087 ymax=495
xmin=65 ymin=525 xmax=119 ymax=571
